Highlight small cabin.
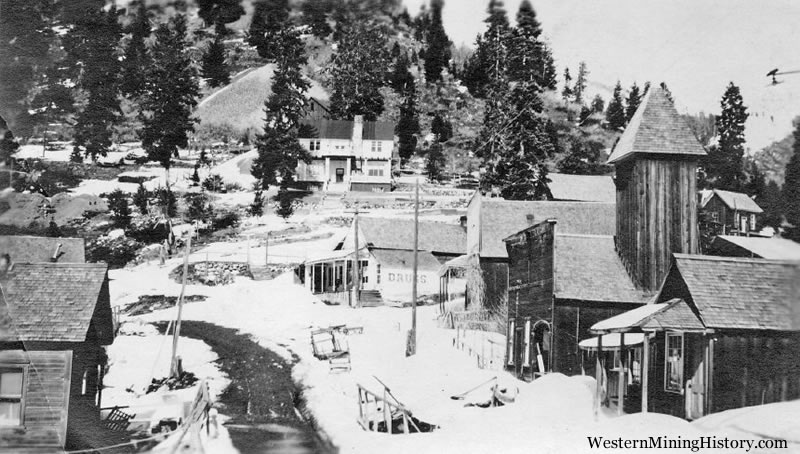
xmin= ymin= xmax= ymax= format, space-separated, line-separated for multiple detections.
xmin=699 ymin=189 xmax=763 ymax=236
xmin=590 ymin=255 xmax=800 ymax=419
xmin=0 ymin=262 xmax=116 ymax=451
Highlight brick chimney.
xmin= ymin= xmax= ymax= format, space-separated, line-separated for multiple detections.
xmin=352 ymin=115 xmax=364 ymax=154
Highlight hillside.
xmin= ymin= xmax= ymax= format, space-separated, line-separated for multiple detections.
xmin=753 ymin=121 xmax=797 ymax=185
xmin=195 ymin=63 xmax=330 ymax=141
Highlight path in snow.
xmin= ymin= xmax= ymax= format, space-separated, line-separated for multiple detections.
xmin=174 ymin=321 xmax=335 ymax=454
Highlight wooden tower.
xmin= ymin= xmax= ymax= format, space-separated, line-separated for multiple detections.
xmin=608 ymin=86 xmax=707 ymax=291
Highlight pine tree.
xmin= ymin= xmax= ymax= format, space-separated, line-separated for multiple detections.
xmin=745 ymin=160 xmax=766 ymax=199
xmin=0 ymin=131 xmax=20 ymax=166
xmin=300 ymin=0 xmax=333 ymax=38
xmin=250 ymin=26 xmax=311 ymax=212
xmin=783 ymin=119 xmax=800 ymax=238
xmin=390 ymin=51 xmax=414 ymax=94
xmin=431 ymin=113 xmax=453 ymax=142
xmin=120 ymin=1 xmax=150 ymax=97
xmin=425 ymin=141 xmax=446 ymax=183
xmin=396 ymin=84 xmax=420 ymax=164
xmin=706 ymin=82 xmax=748 ymax=192
xmin=423 ymin=0 xmax=451 ymax=83
xmin=605 ymin=81 xmax=626 ymax=130
xmin=133 ymin=183 xmax=149 ymax=214
xmin=139 ymin=14 xmax=200 ymax=179
xmin=202 ymin=27 xmax=230 ymax=88
xmin=573 ymin=61 xmax=588 ymax=104
xmin=561 ymin=68 xmax=573 ymax=102
xmin=67 ymin=6 xmax=123 ymax=161
xmin=760 ymin=180 xmax=784 ymax=230
xmin=107 ymin=189 xmax=132 ymax=227
xmin=625 ymin=82 xmax=642 ymax=123
xmin=462 ymin=0 xmax=511 ymax=98
xmin=197 ymin=0 xmax=245 ymax=26
xmin=276 ymin=188 xmax=294 ymax=219
xmin=249 ymin=189 xmax=265 ymax=216
xmin=248 ymin=0 xmax=289 ymax=61
xmin=477 ymin=79 xmax=552 ymax=200
xmin=329 ymin=21 xmax=389 ymax=120
xmin=591 ymin=94 xmax=605 ymax=113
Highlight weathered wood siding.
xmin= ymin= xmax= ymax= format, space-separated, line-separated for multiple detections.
xmin=506 ymin=221 xmax=554 ymax=322
xmin=478 ymin=261 xmax=508 ymax=314
xmin=711 ymin=332 xmax=800 ymax=414
xmin=616 ymin=157 xmax=699 ymax=291
xmin=0 ymin=349 xmax=71 ymax=450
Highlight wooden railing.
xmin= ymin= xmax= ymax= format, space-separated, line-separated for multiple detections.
xmin=356 ymin=384 xmax=419 ymax=434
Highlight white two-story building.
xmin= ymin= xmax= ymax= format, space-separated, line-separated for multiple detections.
xmin=296 ymin=115 xmax=395 ymax=192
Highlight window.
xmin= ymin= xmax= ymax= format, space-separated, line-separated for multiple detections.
xmin=740 ymin=214 xmax=748 ymax=232
xmin=371 ymin=141 xmax=382 ymax=153
xmin=367 ymin=169 xmax=384 ymax=177
xmin=750 ymin=214 xmax=756 ymax=231
xmin=376 ymin=263 xmax=381 ymax=284
xmin=360 ymin=260 xmax=369 ymax=284
xmin=0 ymin=367 xmax=25 ymax=426
xmin=309 ymin=140 xmax=321 ymax=151
xmin=664 ymin=333 xmax=684 ymax=393
xmin=710 ymin=211 xmax=719 ymax=221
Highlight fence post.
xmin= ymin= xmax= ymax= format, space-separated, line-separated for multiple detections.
xmin=383 ymin=389 xmax=391 ymax=434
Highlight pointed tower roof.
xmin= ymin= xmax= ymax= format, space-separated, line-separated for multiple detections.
xmin=607 ymin=86 xmax=706 ymax=164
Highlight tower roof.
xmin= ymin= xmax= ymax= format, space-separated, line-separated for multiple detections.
xmin=607 ymin=86 xmax=707 ymax=164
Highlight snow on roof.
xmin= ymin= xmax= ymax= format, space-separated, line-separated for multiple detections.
xmin=546 ymin=173 xmax=616 ymax=203
xmin=712 ymin=235 xmax=800 ymax=260
xmin=591 ymin=303 xmax=668 ymax=333
xmin=578 ymin=333 xmax=645 ymax=350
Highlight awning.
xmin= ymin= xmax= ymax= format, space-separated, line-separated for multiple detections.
xmin=590 ymin=303 xmax=668 ymax=333
xmin=437 ymin=254 xmax=474 ymax=277
xmin=304 ymin=248 xmax=370 ymax=265
xmin=579 ymin=333 xmax=645 ymax=351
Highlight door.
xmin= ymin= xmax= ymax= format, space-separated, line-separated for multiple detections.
xmin=686 ymin=338 xmax=706 ymax=420
xmin=335 ymin=168 xmax=344 ymax=182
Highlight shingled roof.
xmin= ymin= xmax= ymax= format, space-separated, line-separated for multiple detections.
xmin=356 ymin=217 xmax=466 ymax=255
xmin=607 ymin=86 xmax=707 ymax=164
xmin=704 ymin=189 xmax=764 ymax=213
xmin=0 ymin=235 xmax=85 ymax=263
xmin=662 ymin=254 xmax=800 ymax=331
xmin=0 ymin=263 xmax=112 ymax=343
xmin=299 ymin=119 xmax=395 ymax=141
xmin=479 ymin=199 xmax=616 ymax=258
xmin=710 ymin=235 xmax=800 ymax=261
xmin=371 ymin=249 xmax=441 ymax=271
xmin=554 ymin=234 xmax=652 ymax=304
xmin=547 ymin=173 xmax=616 ymax=203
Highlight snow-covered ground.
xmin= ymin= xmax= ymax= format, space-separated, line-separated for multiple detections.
xmin=105 ymin=220 xmax=800 ymax=453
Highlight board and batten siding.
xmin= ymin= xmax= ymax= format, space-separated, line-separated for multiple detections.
xmin=615 ymin=157 xmax=699 ymax=291
xmin=0 ymin=349 xmax=72 ymax=450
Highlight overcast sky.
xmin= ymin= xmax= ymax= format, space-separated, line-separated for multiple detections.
xmin=403 ymin=0 xmax=800 ymax=149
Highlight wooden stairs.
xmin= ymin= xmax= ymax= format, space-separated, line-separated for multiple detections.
xmin=359 ymin=290 xmax=383 ymax=307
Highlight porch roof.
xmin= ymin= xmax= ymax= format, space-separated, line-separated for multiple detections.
xmin=590 ymin=303 xmax=667 ymax=333
xmin=437 ymin=253 xmax=474 ymax=276
xmin=591 ymin=298 xmax=707 ymax=334
xmin=578 ymin=333 xmax=645 ymax=351
xmin=304 ymin=248 xmax=370 ymax=265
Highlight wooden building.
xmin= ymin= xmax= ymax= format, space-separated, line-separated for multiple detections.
xmin=591 ymin=255 xmax=800 ymax=420
xmin=0 ymin=262 xmax=116 ymax=452
xmin=465 ymin=193 xmax=616 ymax=312
xmin=699 ymin=189 xmax=763 ymax=236
xmin=503 ymin=220 xmax=651 ymax=380
xmin=607 ymin=86 xmax=706 ymax=291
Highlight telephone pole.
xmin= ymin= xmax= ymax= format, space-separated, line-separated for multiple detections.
xmin=171 ymin=234 xmax=191 ymax=377
xmin=408 ymin=179 xmax=420 ymax=356
xmin=352 ymin=206 xmax=360 ymax=308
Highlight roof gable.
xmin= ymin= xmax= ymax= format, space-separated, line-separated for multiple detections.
xmin=664 ymin=254 xmax=800 ymax=331
xmin=0 ymin=235 xmax=85 ymax=263
xmin=357 ymin=217 xmax=466 ymax=255
xmin=709 ymin=189 xmax=763 ymax=213
xmin=0 ymin=263 xmax=110 ymax=343
xmin=480 ymin=199 xmax=616 ymax=258
xmin=554 ymin=234 xmax=651 ymax=304
xmin=607 ymin=86 xmax=707 ymax=164
xmin=299 ymin=119 xmax=395 ymax=141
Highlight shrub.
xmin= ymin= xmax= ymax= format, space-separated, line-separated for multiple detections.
xmin=210 ymin=209 xmax=240 ymax=230
xmin=133 ymin=183 xmax=149 ymax=214
xmin=183 ymin=192 xmax=212 ymax=221
xmin=202 ymin=174 xmax=225 ymax=192
xmin=249 ymin=190 xmax=264 ymax=216
xmin=126 ymin=216 xmax=171 ymax=245
xmin=107 ymin=189 xmax=132 ymax=227
xmin=87 ymin=235 xmax=142 ymax=269
xmin=156 ymin=187 xmax=177 ymax=217
xmin=276 ymin=189 xmax=293 ymax=219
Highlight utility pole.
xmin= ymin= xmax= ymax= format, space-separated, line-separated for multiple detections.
xmin=265 ymin=232 xmax=269 ymax=266
xmin=352 ymin=206 xmax=360 ymax=308
xmin=408 ymin=179 xmax=420 ymax=356
xmin=171 ymin=235 xmax=191 ymax=377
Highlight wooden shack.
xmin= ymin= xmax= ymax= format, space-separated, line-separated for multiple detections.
xmin=0 ymin=262 xmax=115 ymax=451
xmin=699 ymin=189 xmax=764 ymax=236
xmin=591 ymin=255 xmax=800 ymax=420
xmin=607 ymin=86 xmax=706 ymax=291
